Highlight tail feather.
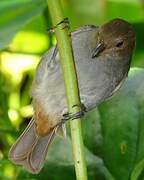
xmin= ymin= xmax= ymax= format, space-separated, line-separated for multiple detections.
xmin=9 ymin=118 xmax=37 ymax=161
xmin=27 ymin=128 xmax=56 ymax=173
xmin=9 ymin=118 xmax=59 ymax=174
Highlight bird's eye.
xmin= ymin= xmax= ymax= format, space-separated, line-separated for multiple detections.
xmin=116 ymin=41 xmax=123 ymax=48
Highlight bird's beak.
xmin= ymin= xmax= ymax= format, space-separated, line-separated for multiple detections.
xmin=91 ymin=42 xmax=105 ymax=58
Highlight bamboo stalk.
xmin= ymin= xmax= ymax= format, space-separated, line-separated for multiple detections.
xmin=47 ymin=0 xmax=88 ymax=179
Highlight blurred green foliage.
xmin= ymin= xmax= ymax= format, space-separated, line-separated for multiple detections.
xmin=0 ymin=0 xmax=144 ymax=179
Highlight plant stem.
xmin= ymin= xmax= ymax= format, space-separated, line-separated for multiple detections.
xmin=47 ymin=0 xmax=88 ymax=180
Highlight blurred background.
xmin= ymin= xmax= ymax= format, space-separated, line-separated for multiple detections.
xmin=0 ymin=0 xmax=144 ymax=179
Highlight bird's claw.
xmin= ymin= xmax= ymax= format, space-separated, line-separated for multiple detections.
xmin=47 ymin=17 xmax=70 ymax=34
xmin=57 ymin=17 xmax=70 ymax=30
xmin=62 ymin=103 xmax=87 ymax=122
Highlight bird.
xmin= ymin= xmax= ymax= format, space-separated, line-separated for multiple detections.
xmin=9 ymin=18 xmax=136 ymax=174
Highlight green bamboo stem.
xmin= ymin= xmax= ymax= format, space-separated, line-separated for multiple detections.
xmin=47 ymin=0 xmax=88 ymax=180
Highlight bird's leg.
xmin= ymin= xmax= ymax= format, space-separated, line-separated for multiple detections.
xmin=48 ymin=45 xmax=58 ymax=66
xmin=47 ymin=18 xmax=70 ymax=65
xmin=62 ymin=103 xmax=87 ymax=122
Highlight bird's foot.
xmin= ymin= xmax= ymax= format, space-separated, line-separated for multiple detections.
xmin=62 ymin=103 xmax=87 ymax=122
xmin=47 ymin=18 xmax=70 ymax=65
xmin=47 ymin=17 xmax=70 ymax=34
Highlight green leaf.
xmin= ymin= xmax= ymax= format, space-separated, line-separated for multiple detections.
xmin=129 ymin=69 xmax=144 ymax=180
xmin=68 ymin=0 xmax=144 ymax=26
xmin=82 ymin=108 xmax=104 ymax=157
xmin=0 ymin=0 xmax=46 ymax=49
xmin=98 ymin=68 xmax=144 ymax=180
xmin=107 ymin=0 xmax=143 ymax=22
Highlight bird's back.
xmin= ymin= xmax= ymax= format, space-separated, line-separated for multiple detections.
xmin=31 ymin=25 xmax=130 ymax=114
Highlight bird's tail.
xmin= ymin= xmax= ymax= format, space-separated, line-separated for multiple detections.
xmin=8 ymin=118 xmax=59 ymax=174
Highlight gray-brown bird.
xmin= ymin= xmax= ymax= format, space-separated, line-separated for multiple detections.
xmin=9 ymin=18 xmax=136 ymax=174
